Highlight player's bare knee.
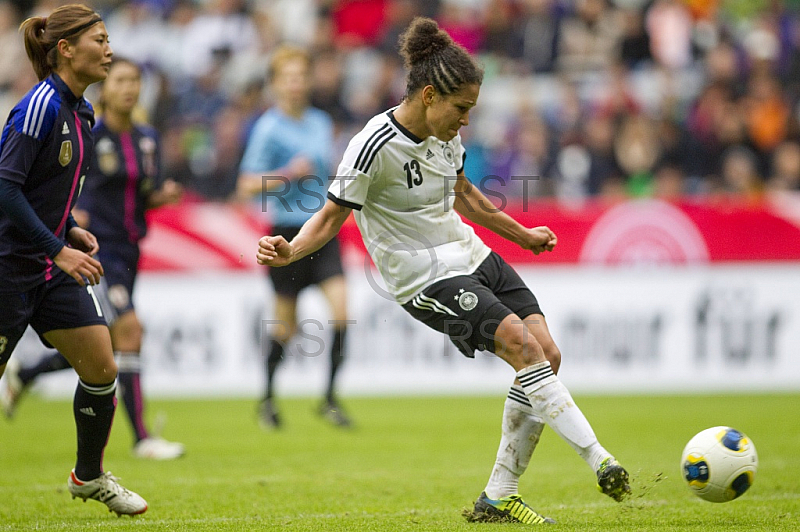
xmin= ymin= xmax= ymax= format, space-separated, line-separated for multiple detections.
xmin=79 ymin=358 xmax=118 ymax=384
xmin=495 ymin=330 xmax=543 ymax=370
xmin=544 ymin=345 xmax=561 ymax=373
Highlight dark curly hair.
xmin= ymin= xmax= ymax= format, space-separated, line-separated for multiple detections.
xmin=398 ymin=17 xmax=483 ymax=98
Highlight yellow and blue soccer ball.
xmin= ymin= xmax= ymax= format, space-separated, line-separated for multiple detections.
xmin=681 ymin=426 xmax=758 ymax=503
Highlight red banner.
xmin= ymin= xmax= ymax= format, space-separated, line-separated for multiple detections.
xmin=140 ymin=194 xmax=800 ymax=271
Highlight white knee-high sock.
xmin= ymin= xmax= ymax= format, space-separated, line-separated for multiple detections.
xmin=485 ymin=385 xmax=545 ymax=499
xmin=517 ymin=361 xmax=611 ymax=472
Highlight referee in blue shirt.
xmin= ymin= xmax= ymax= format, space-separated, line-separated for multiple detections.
xmin=237 ymin=45 xmax=352 ymax=429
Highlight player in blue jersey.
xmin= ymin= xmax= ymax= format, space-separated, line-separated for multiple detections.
xmin=1 ymin=58 xmax=185 ymax=460
xmin=0 ymin=4 xmax=147 ymax=516
xmin=237 ymin=45 xmax=352 ymax=428
xmin=257 ymin=17 xmax=631 ymax=524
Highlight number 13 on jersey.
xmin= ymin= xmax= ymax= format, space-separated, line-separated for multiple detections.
xmin=404 ymin=159 xmax=423 ymax=188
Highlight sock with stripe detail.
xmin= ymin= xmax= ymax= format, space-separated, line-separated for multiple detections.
xmin=116 ymin=351 xmax=149 ymax=443
xmin=517 ymin=361 xmax=612 ymax=472
xmin=73 ymin=379 xmax=117 ymax=481
xmin=484 ymin=385 xmax=545 ymax=499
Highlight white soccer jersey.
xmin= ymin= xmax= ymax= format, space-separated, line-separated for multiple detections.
xmin=328 ymin=109 xmax=491 ymax=304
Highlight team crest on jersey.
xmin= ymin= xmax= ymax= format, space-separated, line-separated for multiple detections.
xmin=0 ymin=336 xmax=7 ymax=355
xmin=455 ymin=289 xmax=478 ymax=311
xmin=96 ymin=137 xmax=119 ymax=175
xmin=58 ymin=140 xmax=72 ymax=167
xmin=442 ymin=144 xmax=455 ymax=165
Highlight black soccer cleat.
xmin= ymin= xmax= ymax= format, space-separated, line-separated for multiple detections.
xmin=596 ymin=457 xmax=632 ymax=502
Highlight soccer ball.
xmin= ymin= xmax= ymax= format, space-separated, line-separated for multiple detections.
xmin=680 ymin=426 xmax=758 ymax=503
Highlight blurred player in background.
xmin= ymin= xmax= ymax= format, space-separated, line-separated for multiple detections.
xmin=0 ymin=4 xmax=147 ymax=515
xmin=1 ymin=57 xmax=185 ymax=460
xmin=257 ymin=17 xmax=631 ymax=524
xmin=237 ymin=45 xmax=351 ymax=429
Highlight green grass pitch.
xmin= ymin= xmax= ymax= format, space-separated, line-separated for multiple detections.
xmin=1 ymin=393 xmax=798 ymax=531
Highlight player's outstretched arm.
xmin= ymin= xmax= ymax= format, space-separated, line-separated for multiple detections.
xmin=257 ymin=198 xmax=352 ymax=267
xmin=452 ymin=172 xmax=556 ymax=255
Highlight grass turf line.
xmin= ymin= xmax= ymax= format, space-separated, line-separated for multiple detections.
xmin=0 ymin=394 xmax=798 ymax=531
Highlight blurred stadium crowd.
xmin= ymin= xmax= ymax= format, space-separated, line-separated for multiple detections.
xmin=2 ymin=0 xmax=800 ymax=203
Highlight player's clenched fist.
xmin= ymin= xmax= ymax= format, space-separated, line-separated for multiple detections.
xmin=521 ymin=226 xmax=557 ymax=256
xmin=257 ymin=235 xmax=293 ymax=267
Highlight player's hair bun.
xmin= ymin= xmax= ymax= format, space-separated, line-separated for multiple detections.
xmin=399 ymin=17 xmax=453 ymax=68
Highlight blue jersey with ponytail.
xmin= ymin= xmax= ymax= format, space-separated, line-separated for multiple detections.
xmin=0 ymin=74 xmax=95 ymax=291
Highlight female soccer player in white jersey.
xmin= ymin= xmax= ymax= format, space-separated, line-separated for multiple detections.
xmin=0 ymin=4 xmax=146 ymax=516
xmin=256 ymin=17 xmax=630 ymax=524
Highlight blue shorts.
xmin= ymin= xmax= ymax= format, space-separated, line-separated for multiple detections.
xmin=0 ymin=268 xmax=108 ymax=365
xmin=95 ymin=245 xmax=139 ymax=316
